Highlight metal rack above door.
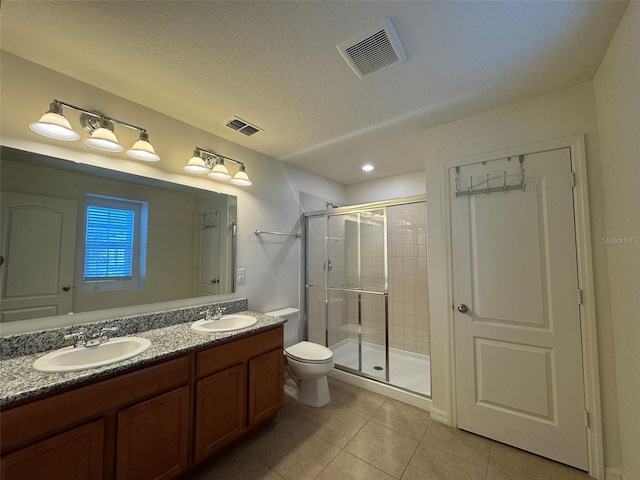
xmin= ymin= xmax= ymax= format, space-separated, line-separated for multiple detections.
xmin=455 ymin=155 xmax=526 ymax=197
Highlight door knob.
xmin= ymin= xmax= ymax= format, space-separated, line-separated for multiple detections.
xmin=457 ymin=304 xmax=469 ymax=313
xmin=62 ymin=284 xmax=71 ymax=291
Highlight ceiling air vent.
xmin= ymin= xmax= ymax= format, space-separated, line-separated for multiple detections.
xmin=337 ymin=18 xmax=406 ymax=79
xmin=225 ymin=117 xmax=263 ymax=136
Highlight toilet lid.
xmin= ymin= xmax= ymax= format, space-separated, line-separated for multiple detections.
xmin=284 ymin=341 xmax=333 ymax=363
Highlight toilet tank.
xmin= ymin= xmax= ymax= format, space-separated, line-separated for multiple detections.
xmin=265 ymin=307 xmax=300 ymax=347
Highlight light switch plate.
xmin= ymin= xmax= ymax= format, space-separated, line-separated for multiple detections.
xmin=237 ymin=268 xmax=245 ymax=284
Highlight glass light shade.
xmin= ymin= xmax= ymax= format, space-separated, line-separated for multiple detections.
xmin=183 ymin=153 xmax=210 ymax=174
xmin=230 ymin=166 xmax=252 ymax=186
xmin=29 ymin=110 xmax=80 ymax=141
xmin=84 ymin=126 xmax=123 ymax=152
xmin=208 ymin=161 xmax=232 ymax=181
xmin=126 ymin=132 xmax=160 ymax=162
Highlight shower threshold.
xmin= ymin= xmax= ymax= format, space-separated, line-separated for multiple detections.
xmin=330 ymin=338 xmax=431 ymax=396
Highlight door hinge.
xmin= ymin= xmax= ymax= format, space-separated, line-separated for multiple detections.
xmin=578 ymin=289 xmax=583 ymax=305
xmin=584 ymin=410 xmax=590 ymax=429
xmin=570 ymin=172 xmax=576 ymax=188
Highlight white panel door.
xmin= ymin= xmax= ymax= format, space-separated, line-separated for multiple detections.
xmin=451 ymin=148 xmax=588 ymax=469
xmin=1 ymin=192 xmax=77 ymax=322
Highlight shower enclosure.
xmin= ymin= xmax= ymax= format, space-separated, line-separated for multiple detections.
xmin=304 ymin=197 xmax=431 ymax=396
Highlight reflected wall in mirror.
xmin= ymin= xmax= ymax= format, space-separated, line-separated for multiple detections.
xmin=1 ymin=146 xmax=237 ymax=322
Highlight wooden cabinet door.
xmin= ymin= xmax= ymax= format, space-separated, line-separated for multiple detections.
xmin=1 ymin=420 xmax=104 ymax=480
xmin=194 ymin=364 xmax=245 ymax=463
xmin=116 ymin=387 xmax=189 ymax=480
xmin=248 ymin=349 xmax=284 ymax=428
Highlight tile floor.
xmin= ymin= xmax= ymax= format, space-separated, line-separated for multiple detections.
xmin=187 ymin=378 xmax=591 ymax=480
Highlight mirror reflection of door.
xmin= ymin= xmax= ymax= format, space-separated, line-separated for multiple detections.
xmin=1 ymin=192 xmax=77 ymax=322
xmin=195 ymin=211 xmax=221 ymax=296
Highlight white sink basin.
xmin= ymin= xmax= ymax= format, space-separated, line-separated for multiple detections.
xmin=33 ymin=337 xmax=151 ymax=373
xmin=191 ymin=314 xmax=258 ymax=332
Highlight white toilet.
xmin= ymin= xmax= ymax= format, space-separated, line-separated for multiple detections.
xmin=265 ymin=307 xmax=334 ymax=407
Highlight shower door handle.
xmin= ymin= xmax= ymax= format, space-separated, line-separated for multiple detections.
xmin=324 ymin=260 xmax=332 ymax=272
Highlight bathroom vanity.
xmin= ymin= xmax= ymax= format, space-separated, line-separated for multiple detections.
xmin=0 ymin=310 xmax=284 ymax=480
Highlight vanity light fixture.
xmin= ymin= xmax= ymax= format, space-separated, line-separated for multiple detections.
xmin=83 ymin=116 xmax=123 ymax=152
xmin=183 ymin=147 xmax=252 ymax=187
xmin=209 ymin=158 xmax=232 ymax=181
xmin=30 ymin=99 xmax=160 ymax=161
xmin=230 ymin=165 xmax=252 ymax=186
xmin=29 ymin=101 xmax=80 ymax=141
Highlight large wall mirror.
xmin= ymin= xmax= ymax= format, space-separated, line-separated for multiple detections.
xmin=1 ymin=146 xmax=237 ymax=323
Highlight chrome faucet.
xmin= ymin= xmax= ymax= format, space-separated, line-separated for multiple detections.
xmin=64 ymin=329 xmax=87 ymax=348
xmin=64 ymin=326 xmax=118 ymax=348
xmin=98 ymin=326 xmax=119 ymax=344
xmin=201 ymin=306 xmax=227 ymax=321
xmin=213 ymin=306 xmax=227 ymax=320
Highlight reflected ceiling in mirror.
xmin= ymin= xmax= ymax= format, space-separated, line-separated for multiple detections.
xmin=0 ymin=146 xmax=237 ymax=323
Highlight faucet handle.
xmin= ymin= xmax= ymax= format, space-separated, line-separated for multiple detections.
xmin=99 ymin=326 xmax=118 ymax=342
xmin=64 ymin=329 xmax=87 ymax=347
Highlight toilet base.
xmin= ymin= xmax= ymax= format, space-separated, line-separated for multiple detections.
xmin=283 ymin=375 xmax=330 ymax=407
xmin=299 ymin=376 xmax=331 ymax=407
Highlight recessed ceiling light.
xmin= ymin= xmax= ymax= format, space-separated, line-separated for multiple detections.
xmin=362 ymin=164 xmax=374 ymax=172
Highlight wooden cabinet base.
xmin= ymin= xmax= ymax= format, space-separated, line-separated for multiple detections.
xmin=194 ymin=364 xmax=246 ymax=463
xmin=1 ymin=420 xmax=104 ymax=480
xmin=0 ymin=326 xmax=284 ymax=480
xmin=116 ymin=387 xmax=189 ymax=480
xmin=248 ymin=349 xmax=284 ymax=427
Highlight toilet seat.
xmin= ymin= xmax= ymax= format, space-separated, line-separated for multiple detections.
xmin=284 ymin=341 xmax=333 ymax=364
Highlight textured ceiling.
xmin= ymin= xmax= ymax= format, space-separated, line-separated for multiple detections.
xmin=0 ymin=1 xmax=628 ymax=184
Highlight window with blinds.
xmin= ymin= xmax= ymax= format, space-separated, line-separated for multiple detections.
xmin=83 ymin=195 xmax=147 ymax=291
xmin=84 ymin=205 xmax=135 ymax=280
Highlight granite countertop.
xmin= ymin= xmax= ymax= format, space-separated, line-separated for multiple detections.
xmin=0 ymin=311 xmax=286 ymax=406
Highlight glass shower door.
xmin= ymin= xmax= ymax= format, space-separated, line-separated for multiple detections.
xmin=305 ymin=198 xmax=431 ymax=397
xmin=324 ymin=209 xmax=389 ymax=382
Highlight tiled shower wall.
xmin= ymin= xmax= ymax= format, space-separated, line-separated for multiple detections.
xmin=388 ymin=202 xmax=430 ymax=355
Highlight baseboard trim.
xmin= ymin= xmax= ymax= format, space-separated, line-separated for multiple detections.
xmin=604 ymin=467 xmax=625 ymax=480
xmin=430 ymin=407 xmax=451 ymax=426
xmin=328 ymin=369 xmax=431 ymax=411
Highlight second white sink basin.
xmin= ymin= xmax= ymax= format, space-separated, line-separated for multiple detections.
xmin=192 ymin=314 xmax=258 ymax=332
xmin=33 ymin=337 xmax=151 ymax=373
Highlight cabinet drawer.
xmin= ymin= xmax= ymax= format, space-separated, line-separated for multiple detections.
xmin=1 ymin=355 xmax=189 ymax=451
xmin=196 ymin=326 xmax=283 ymax=377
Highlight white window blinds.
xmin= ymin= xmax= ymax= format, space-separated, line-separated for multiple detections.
xmin=84 ymin=204 xmax=135 ymax=280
